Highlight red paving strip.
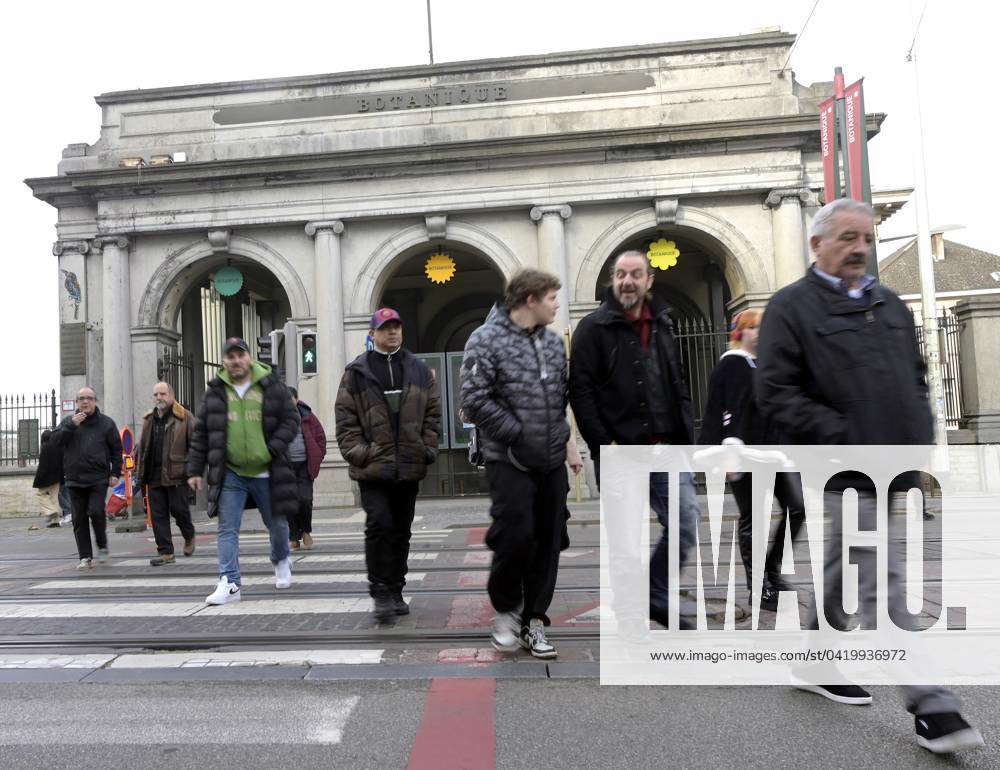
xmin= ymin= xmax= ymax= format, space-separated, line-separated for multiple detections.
xmin=447 ymin=595 xmax=496 ymax=628
xmin=407 ymin=678 xmax=495 ymax=770
xmin=466 ymin=527 xmax=488 ymax=546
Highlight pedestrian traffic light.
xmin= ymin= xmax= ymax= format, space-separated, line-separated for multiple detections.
xmin=258 ymin=335 xmax=273 ymax=365
xmin=301 ymin=333 xmax=317 ymax=375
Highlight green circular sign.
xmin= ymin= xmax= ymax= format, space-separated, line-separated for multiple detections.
xmin=214 ymin=266 xmax=243 ymax=297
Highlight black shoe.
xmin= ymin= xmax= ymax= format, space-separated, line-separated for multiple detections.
xmin=649 ymin=606 xmax=694 ymax=630
xmin=766 ymin=574 xmax=795 ymax=592
xmin=923 ymin=511 xmax=936 ymax=521
xmin=916 ymin=713 xmax=984 ymax=753
xmin=392 ymin=592 xmax=409 ymax=616
xmin=373 ymin=594 xmax=396 ymax=622
xmin=759 ymin=585 xmax=779 ymax=612
xmin=791 ymin=678 xmax=872 ymax=705
xmin=150 ymin=554 xmax=176 ymax=566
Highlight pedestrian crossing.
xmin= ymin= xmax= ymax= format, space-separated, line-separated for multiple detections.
xmin=0 ymin=596 xmax=408 ymax=618
xmin=28 ymin=572 xmax=427 ymax=590
xmin=113 ymin=551 xmax=440 ymax=567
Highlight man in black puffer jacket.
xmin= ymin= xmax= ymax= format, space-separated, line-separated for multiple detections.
xmin=52 ymin=386 xmax=122 ymax=569
xmin=187 ymin=337 xmax=300 ymax=605
xmin=460 ymin=268 xmax=572 ymax=659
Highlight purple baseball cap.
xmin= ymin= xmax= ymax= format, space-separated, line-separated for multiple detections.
xmin=370 ymin=307 xmax=402 ymax=329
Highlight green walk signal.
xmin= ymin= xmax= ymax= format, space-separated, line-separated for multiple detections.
xmin=301 ymin=333 xmax=317 ymax=374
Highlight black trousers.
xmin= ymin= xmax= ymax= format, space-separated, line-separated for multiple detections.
xmin=360 ymin=480 xmax=419 ymax=596
xmin=729 ymin=472 xmax=805 ymax=590
xmin=484 ymin=461 xmax=569 ymax=626
xmin=68 ymin=485 xmax=108 ymax=560
xmin=288 ymin=462 xmax=314 ymax=541
xmin=147 ymin=484 xmax=195 ymax=555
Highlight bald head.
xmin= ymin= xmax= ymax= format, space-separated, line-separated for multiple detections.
xmin=153 ymin=382 xmax=175 ymax=414
xmin=76 ymin=386 xmax=97 ymax=416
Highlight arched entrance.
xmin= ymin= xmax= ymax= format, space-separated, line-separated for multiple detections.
xmin=378 ymin=242 xmax=505 ymax=496
xmin=157 ymin=255 xmax=292 ymax=411
xmin=594 ymin=228 xmax=734 ymax=434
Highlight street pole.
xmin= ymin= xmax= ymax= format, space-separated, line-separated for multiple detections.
xmin=907 ymin=34 xmax=948 ymax=446
xmin=426 ymin=0 xmax=435 ymax=64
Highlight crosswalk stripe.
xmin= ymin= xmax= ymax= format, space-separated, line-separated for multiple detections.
xmin=29 ymin=573 xmax=426 ymax=590
xmin=112 ymin=552 xmax=439 ymax=567
xmin=110 ymin=650 xmax=384 ymax=667
xmin=0 ymin=596 xmax=406 ymax=618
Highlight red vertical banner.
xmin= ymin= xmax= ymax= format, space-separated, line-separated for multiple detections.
xmin=819 ymin=96 xmax=838 ymax=202
xmin=844 ymin=79 xmax=871 ymax=202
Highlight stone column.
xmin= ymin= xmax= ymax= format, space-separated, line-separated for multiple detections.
xmin=305 ymin=220 xmax=346 ymax=442
xmin=97 ymin=236 xmax=133 ymax=431
xmin=765 ymin=188 xmax=811 ymax=289
xmin=955 ymin=296 xmax=1000 ymax=442
xmin=529 ymin=204 xmax=572 ymax=332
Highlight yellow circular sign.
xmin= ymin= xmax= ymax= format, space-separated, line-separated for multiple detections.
xmin=425 ymin=253 xmax=456 ymax=284
xmin=647 ymin=238 xmax=680 ymax=270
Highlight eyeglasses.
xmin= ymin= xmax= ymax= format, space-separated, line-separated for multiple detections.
xmin=76 ymin=396 xmax=96 ymax=402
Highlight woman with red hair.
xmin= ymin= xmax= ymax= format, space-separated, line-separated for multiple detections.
xmin=699 ymin=309 xmax=804 ymax=611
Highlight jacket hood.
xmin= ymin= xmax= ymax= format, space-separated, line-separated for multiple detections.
xmin=296 ymin=400 xmax=314 ymax=418
xmin=219 ymin=360 xmax=271 ymax=388
xmin=485 ymin=302 xmax=545 ymax=337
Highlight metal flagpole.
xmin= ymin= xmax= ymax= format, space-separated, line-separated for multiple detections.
xmin=426 ymin=0 xmax=435 ymax=64
xmin=907 ymin=3 xmax=948 ymax=446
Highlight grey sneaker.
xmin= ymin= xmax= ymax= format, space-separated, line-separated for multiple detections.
xmin=519 ymin=619 xmax=557 ymax=659
xmin=491 ymin=610 xmax=521 ymax=652
xmin=97 ymin=548 xmax=109 ymax=564
xmin=76 ymin=558 xmax=93 ymax=570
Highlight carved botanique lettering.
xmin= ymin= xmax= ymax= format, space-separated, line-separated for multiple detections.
xmin=354 ymin=85 xmax=518 ymax=115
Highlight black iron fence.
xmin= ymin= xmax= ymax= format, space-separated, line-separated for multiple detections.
xmin=157 ymin=349 xmax=196 ymax=411
xmin=915 ymin=314 xmax=964 ymax=429
xmin=0 ymin=390 xmax=58 ymax=467
xmin=673 ymin=318 xmax=729 ymax=435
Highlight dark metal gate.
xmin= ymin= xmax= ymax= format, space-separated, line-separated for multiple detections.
xmin=673 ymin=318 xmax=729 ymax=435
xmin=157 ymin=350 xmax=196 ymax=412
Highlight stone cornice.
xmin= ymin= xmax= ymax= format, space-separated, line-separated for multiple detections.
xmin=26 ymin=113 xmax=886 ymax=205
xmin=94 ymin=32 xmax=797 ymax=106
xmin=304 ymin=220 xmax=345 ymax=237
xmin=530 ymin=204 xmax=572 ymax=221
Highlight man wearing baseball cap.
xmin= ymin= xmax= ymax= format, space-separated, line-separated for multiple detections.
xmin=187 ymin=336 xmax=301 ymax=604
xmin=336 ymin=308 xmax=441 ymax=622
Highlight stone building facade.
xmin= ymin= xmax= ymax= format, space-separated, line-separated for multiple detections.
xmin=27 ymin=31 xmax=872 ymax=505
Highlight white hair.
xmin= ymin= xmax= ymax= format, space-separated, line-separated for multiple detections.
xmin=810 ymin=198 xmax=874 ymax=239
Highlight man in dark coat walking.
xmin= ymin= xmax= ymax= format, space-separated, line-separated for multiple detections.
xmin=757 ymin=197 xmax=982 ymax=754
xmin=569 ymin=249 xmax=698 ymax=633
xmin=136 ymin=382 xmax=197 ymax=566
xmin=336 ymin=308 xmax=440 ymax=622
xmin=187 ymin=337 xmax=300 ymax=605
xmin=33 ymin=429 xmax=64 ymax=527
xmin=52 ymin=386 xmax=122 ymax=569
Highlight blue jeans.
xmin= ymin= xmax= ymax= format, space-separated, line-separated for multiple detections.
xmin=649 ymin=472 xmax=700 ymax=614
xmin=217 ymin=469 xmax=290 ymax=585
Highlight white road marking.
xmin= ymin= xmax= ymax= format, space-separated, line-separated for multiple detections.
xmin=0 ymin=654 xmax=116 ymax=669
xmin=109 ymin=650 xmax=384 ymax=668
xmin=30 ymin=573 xmax=425 ymax=590
xmin=310 ymin=696 xmax=361 ymax=744
xmin=0 ymin=596 xmax=408 ymax=618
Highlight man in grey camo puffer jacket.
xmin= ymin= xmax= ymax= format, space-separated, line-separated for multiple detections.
xmin=460 ymin=268 xmax=576 ymax=660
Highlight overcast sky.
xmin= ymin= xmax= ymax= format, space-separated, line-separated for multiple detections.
xmin=0 ymin=0 xmax=991 ymax=394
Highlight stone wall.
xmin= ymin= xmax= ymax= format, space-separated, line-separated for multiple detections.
xmin=0 ymin=468 xmax=43 ymax=518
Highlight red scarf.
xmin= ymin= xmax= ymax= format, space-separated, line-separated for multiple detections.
xmin=625 ymin=302 xmax=653 ymax=351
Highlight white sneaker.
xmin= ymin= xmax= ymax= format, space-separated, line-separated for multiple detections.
xmin=274 ymin=558 xmax=292 ymax=589
xmin=76 ymin=558 xmax=93 ymax=570
xmin=205 ymin=577 xmax=241 ymax=605
xmin=491 ymin=610 xmax=521 ymax=652
xmin=60 ymin=514 xmax=72 ymax=526
xmin=519 ymin=619 xmax=557 ymax=659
